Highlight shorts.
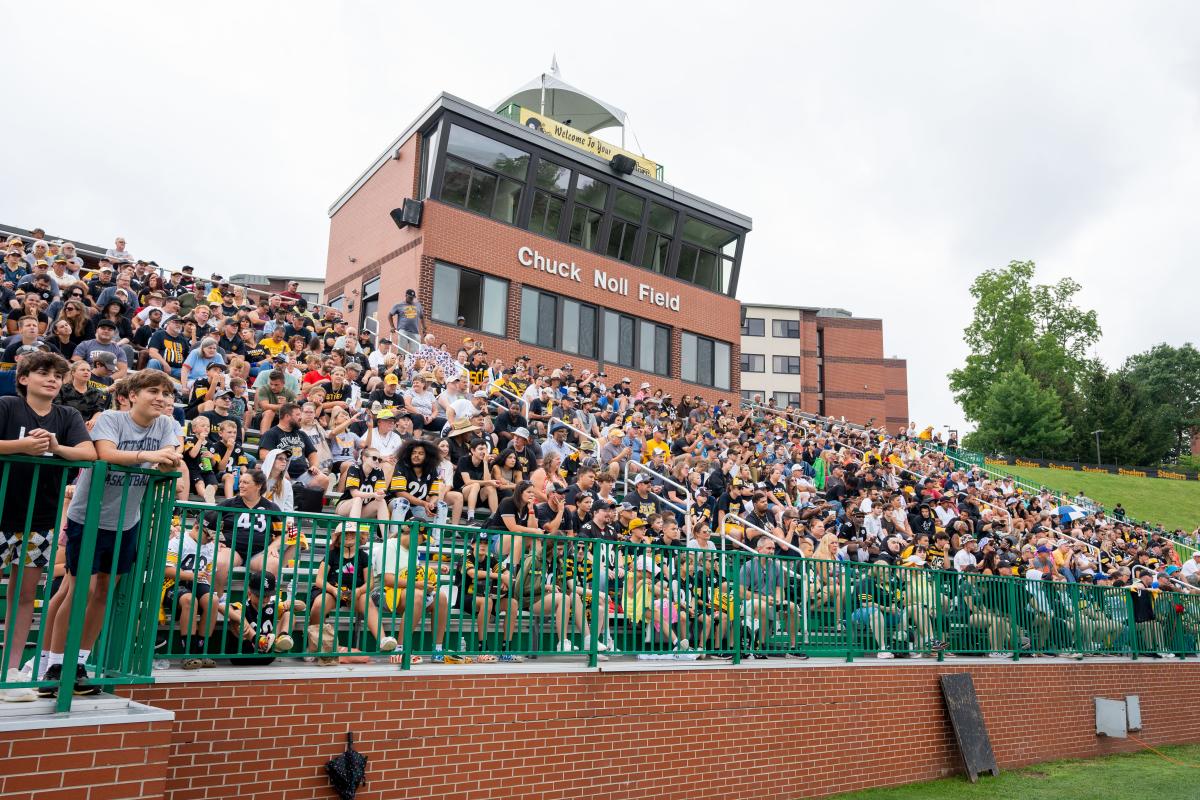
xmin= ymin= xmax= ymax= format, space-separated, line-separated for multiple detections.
xmin=294 ymin=471 xmax=318 ymax=488
xmin=194 ymin=472 xmax=218 ymax=488
xmin=851 ymin=607 xmax=902 ymax=628
xmin=164 ymin=581 xmax=212 ymax=620
xmin=65 ymin=518 xmax=139 ymax=576
xmin=0 ymin=528 xmax=56 ymax=570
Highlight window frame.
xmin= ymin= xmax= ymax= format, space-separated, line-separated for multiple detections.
xmin=740 ymin=353 xmax=765 ymax=373
xmin=741 ymin=317 xmax=765 ymax=337
xmin=681 ymin=331 xmax=732 ymax=391
xmin=430 ymin=261 xmax=508 ymax=336
xmin=772 ymin=391 xmax=801 ymax=409
xmin=771 ymin=319 xmax=800 ymax=338
xmin=772 ymin=355 xmax=801 ymax=374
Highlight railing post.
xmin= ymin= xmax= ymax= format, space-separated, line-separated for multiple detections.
xmin=843 ymin=561 xmax=854 ymax=663
xmin=587 ymin=539 xmax=601 ymax=668
xmin=57 ymin=461 xmax=109 ymax=712
xmin=730 ymin=551 xmax=742 ymax=665
xmin=1008 ymin=577 xmax=1020 ymax=662
xmin=399 ymin=520 xmax=420 ymax=671
xmin=1127 ymin=590 xmax=1139 ymax=660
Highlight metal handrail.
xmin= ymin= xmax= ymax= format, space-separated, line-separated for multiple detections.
xmin=625 ymin=458 xmax=689 ymax=496
xmin=1131 ymin=563 xmax=1198 ymax=594
xmin=488 ymin=380 xmax=529 ymax=417
xmin=547 ymin=415 xmax=602 ymax=452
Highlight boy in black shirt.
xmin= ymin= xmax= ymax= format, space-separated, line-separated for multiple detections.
xmin=0 ymin=352 xmax=95 ymax=695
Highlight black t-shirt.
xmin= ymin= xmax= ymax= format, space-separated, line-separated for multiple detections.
xmin=0 ymin=396 xmax=89 ymax=530
xmin=484 ymin=496 xmax=535 ymax=532
xmin=202 ymin=410 xmax=244 ymax=443
xmin=368 ymin=387 xmax=403 ymax=409
xmin=455 ymin=454 xmax=486 ymax=492
xmin=578 ymin=520 xmax=616 ymax=541
xmin=206 ymin=496 xmax=282 ymax=559
xmin=257 ymin=425 xmax=316 ymax=479
xmin=564 ymin=482 xmax=598 ymax=510
xmin=218 ymin=334 xmax=245 ymax=357
xmin=326 ymin=545 xmax=372 ymax=589
xmin=148 ymin=330 xmax=189 ymax=368
xmin=318 ymin=380 xmax=351 ymax=406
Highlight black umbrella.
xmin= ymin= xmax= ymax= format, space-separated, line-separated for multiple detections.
xmin=326 ymin=732 xmax=368 ymax=800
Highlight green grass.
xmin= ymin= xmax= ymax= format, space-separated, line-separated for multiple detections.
xmin=991 ymin=464 xmax=1200 ymax=532
xmin=830 ymin=743 xmax=1200 ymax=800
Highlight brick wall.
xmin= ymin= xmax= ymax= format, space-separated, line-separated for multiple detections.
xmin=122 ymin=662 xmax=1200 ymax=800
xmin=0 ymin=719 xmax=171 ymax=800
xmin=817 ymin=317 xmax=887 ymax=425
xmin=883 ymin=357 xmax=910 ymax=430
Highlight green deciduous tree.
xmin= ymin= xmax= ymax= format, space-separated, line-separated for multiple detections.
xmin=1123 ymin=343 xmax=1200 ymax=459
xmin=1070 ymin=361 xmax=1174 ymax=466
xmin=965 ymin=363 xmax=1073 ymax=457
xmin=949 ymin=260 xmax=1100 ymax=423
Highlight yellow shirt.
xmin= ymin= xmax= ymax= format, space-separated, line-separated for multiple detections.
xmin=259 ymin=337 xmax=290 ymax=357
xmin=643 ymin=439 xmax=670 ymax=463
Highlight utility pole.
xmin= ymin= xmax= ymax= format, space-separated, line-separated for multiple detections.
xmin=1091 ymin=429 xmax=1104 ymax=466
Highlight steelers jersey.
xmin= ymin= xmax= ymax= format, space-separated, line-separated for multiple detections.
xmin=389 ymin=464 xmax=441 ymax=501
xmin=342 ymin=465 xmax=386 ymax=504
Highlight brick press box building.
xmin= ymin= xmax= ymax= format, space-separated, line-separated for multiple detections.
xmin=323 ymin=73 xmax=749 ymax=403
xmin=739 ymin=302 xmax=909 ymax=428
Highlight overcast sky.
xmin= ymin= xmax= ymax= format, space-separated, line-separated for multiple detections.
xmin=6 ymin=2 xmax=1199 ymax=429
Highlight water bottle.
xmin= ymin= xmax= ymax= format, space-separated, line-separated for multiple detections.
xmin=435 ymin=501 xmax=449 ymax=525
xmin=391 ymin=497 xmax=410 ymax=521
xmin=458 ymin=636 xmax=467 ymax=654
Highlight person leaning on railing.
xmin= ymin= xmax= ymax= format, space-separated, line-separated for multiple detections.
xmin=37 ymin=368 xmax=180 ymax=698
xmin=739 ymin=536 xmax=808 ymax=660
xmin=0 ymin=352 xmax=97 ymax=701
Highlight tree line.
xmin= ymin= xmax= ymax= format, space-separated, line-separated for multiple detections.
xmin=949 ymin=260 xmax=1199 ymax=467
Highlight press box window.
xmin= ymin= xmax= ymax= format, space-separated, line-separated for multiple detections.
xmin=439 ymin=125 xmax=530 ymax=225
xmin=681 ymin=332 xmax=731 ymax=390
xmin=606 ymin=189 xmax=644 ymax=264
xmin=601 ymin=309 xmax=669 ymax=375
xmin=741 ymin=317 xmax=765 ymax=336
xmin=520 ymin=289 xmax=597 ymax=359
xmin=772 ymin=356 xmax=800 ymax=374
xmin=676 ymin=217 xmax=738 ymax=293
xmin=569 ymin=175 xmax=608 ymax=252
xmin=740 ymin=353 xmax=765 ymax=373
xmin=640 ymin=203 xmax=676 ymax=274
xmin=527 ymin=158 xmax=571 ymax=240
xmin=432 ymin=262 xmax=507 ymax=336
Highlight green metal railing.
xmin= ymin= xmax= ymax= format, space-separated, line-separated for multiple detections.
xmin=0 ymin=455 xmax=179 ymax=711
xmin=154 ymin=505 xmax=1200 ymax=666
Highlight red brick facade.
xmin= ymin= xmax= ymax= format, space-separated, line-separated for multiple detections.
xmin=0 ymin=719 xmax=172 ymax=799
xmin=96 ymin=661 xmax=1200 ymax=800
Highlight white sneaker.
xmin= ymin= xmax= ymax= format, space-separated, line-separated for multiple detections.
xmin=987 ymin=652 xmax=1007 ymax=659
xmin=583 ymin=636 xmax=609 ymax=652
xmin=876 ymin=651 xmax=894 ymax=659
xmin=674 ymin=638 xmax=690 ymax=652
xmin=3 ymin=670 xmax=36 ymax=703
xmin=556 ymin=639 xmax=577 ymax=653
xmin=379 ymin=636 xmax=399 ymax=652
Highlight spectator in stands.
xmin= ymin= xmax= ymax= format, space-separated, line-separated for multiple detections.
xmin=146 ymin=314 xmax=189 ymax=379
xmin=56 ymin=360 xmax=109 ymax=426
xmin=308 ymin=522 xmax=398 ymax=658
xmin=337 ymin=449 xmax=389 ymax=521
xmin=71 ymin=318 xmax=129 ymax=377
xmin=40 ymin=369 xmax=180 ymax=697
xmin=104 ymin=236 xmax=133 ymax=264
xmin=180 ymin=337 xmax=225 ymax=389
xmin=388 ymin=288 xmax=426 ymax=341
xmin=0 ymin=352 xmax=96 ymax=701
xmin=256 ymin=403 xmax=331 ymax=494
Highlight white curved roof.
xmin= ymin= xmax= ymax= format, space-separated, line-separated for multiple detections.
xmin=496 ymin=73 xmax=627 ymax=134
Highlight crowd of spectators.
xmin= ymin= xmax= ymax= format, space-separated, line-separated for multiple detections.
xmin=0 ymin=229 xmax=1197 ymax=697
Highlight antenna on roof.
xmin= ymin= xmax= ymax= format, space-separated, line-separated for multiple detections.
xmin=550 ymin=54 xmax=560 ymax=77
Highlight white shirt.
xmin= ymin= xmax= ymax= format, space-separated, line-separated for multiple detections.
xmin=953 ymin=549 xmax=977 ymax=572
xmin=863 ymin=513 xmax=883 ymax=539
xmin=1182 ymin=559 xmax=1200 ymax=580
xmin=360 ymin=429 xmax=402 ymax=458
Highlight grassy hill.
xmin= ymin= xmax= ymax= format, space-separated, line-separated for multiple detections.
xmin=996 ymin=464 xmax=1200 ymax=533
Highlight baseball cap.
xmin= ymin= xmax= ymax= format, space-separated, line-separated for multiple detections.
xmin=473 ymin=390 xmax=488 ymax=399
xmin=211 ymin=387 xmax=231 ymax=399
xmin=95 ymin=319 xmax=118 ymax=330
xmin=384 ymin=374 xmax=399 ymax=385
xmin=377 ymin=408 xmax=396 ymax=420
xmin=91 ymin=351 xmax=116 ymax=368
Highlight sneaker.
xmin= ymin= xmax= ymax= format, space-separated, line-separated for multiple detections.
xmin=37 ymin=664 xmax=60 ymax=698
xmin=674 ymin=638 xmax=690 ymax=652
xmin=876 ymin=651 xmax=895 ymax=660
xmin=499 ymin=652 xmax=524 ymax=663
xmin=785 ymin=652 xmax=810 ymax=660
xmin=987 ymin=652 xmax=1008 ymax=659
xmin=274 ymin=634 xmax=295 ymax=652
xmin=442 ymin=654 xmax=473 ymax=664
xmin=749 ymin=652 xmax=768 ymax=660
xmin=556 ymin=639 xmax=577 ymax=653
xmin=182 ymin=658 xmax=203 ymax=671
xmin=431 ymin=651 xmax=445 ymax=663
xmin=72 ymin=664 xmax=100 ymax=696
xmin=3 ymin=670 xmax=36 ymax=703
xmin=201 ymin=658 xmax=217 ymax=668
xmin=379 ymin=636 xmax=399 ymax=652
xmin=929 ymin=639 xmax=948 ymax=652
